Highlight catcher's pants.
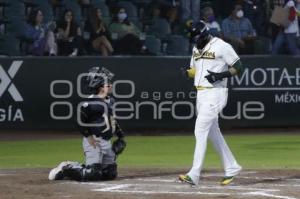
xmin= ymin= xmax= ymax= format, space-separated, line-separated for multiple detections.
xmin=83 ymin=136 xmax=116 ymax=166
xmin=187 ymin=88 xmax=241 ymax=185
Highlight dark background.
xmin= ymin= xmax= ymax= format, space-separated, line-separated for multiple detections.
xmin=0 ymin=56 xmax=299 ymax=132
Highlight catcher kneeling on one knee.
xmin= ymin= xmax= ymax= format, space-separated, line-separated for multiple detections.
xmin=48 ymin=67 xmax=126 ymax=181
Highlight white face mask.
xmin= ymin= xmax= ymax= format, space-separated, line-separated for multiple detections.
xmin=236 ymin=10 xmax=244 ymax=18
xmin=118 ymin=13 xmax=127 ymax=21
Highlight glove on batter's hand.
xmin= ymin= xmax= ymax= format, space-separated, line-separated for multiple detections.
xmin=112 ymin=138 xmax=126 ymax=155
xmin=205 ymin=70 xmax=232 ymax=84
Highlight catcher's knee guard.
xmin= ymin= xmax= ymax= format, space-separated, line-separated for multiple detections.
xmin=82 ymin=163 xmax=103 ymax=181
xmin=102 ymin=163 xmax=118 ymax=180
xmin=63 ymin=163 xmax=103 ymax=181
xmin=62 ymin=163 xmax=84 ymax=181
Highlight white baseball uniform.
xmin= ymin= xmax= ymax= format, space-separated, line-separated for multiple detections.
xmin=187 ymin=37 xmax=242 ymax=185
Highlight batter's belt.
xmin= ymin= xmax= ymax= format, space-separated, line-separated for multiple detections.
xmin=195 ymin=86 xmax=214 ymax=90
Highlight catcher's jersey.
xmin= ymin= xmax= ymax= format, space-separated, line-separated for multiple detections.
xmin=78 ymin=95 xmax=122 ymax=140
xmin=190 ymin=37 xmax=240 ymax=88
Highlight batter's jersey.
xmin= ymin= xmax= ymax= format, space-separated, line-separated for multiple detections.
xmin=190 ymin=37 xmax=240 ymax=88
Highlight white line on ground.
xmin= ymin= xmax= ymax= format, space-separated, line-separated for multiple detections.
xmin=92 ymin=189 xmax=231 ymax=196
xmin=243 ymin=191 xmax=299 ymax=199
xmin=63 ymin=174 xmax=299 ymax=199
xmin=93 ymin=184 xmax=130 ymax=192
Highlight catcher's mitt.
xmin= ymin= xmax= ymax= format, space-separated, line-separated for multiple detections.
xmin=112 ymin=138 xmax=126 ymax=155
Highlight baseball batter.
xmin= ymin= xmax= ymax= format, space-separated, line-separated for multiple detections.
xmin=179 ymin=21 xmax=242 ymax=186
xmin=48 ymin=67 xmax=126 ymax=181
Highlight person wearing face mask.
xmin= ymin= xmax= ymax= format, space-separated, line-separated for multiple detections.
xmin=221 ymin=4 xmax=256 ymax=54
xmin=271 ymin=0 xmax=300 ymax=55
xmin=109 ymin=7 xmax=147 ymax=55
xmin=202 ymin=7 xmax=221 ymax=37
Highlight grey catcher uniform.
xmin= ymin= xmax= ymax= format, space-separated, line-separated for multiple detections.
xmin=48 ymin=67 xmax=126 ymax=181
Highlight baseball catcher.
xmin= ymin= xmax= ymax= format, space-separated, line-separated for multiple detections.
xmin=48 ymin=67 xmax=126 ymax=181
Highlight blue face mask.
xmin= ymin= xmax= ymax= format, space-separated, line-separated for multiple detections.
xmin=207 ymin=15 xmax=215 ymax=23
xmin=118 ymin=13 xmax=127 ymax=21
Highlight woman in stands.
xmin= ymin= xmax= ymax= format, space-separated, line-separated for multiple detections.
xmin=56 ymin=9 xmax=84 ymax=56
xmin=24 ymin=9 xmax=57 ymax=56
xmin=109 ymin=7 xmax=147 ymax=55
xmin=85 ymin=7 xmax=113 ymax=56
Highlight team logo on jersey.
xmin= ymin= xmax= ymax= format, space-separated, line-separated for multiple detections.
xmin=194 ymin=51 xmax=216 ymax=61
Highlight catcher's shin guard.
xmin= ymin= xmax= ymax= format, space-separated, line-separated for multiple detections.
xmin=102 ymin=163 xmax=118 ymax=180
xmin=82 ymin=163 xmax=103 ymax=181
xmin=62 ymin=164 xmax=84 ymax=181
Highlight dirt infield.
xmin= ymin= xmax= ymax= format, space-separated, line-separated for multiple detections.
xmin=1 ymin=168 xmax=300 ymax=199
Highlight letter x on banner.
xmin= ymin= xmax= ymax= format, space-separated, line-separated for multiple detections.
xmin=0 ymin=61 xmax=23 ymax=102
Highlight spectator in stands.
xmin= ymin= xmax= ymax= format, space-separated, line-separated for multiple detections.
xmin=56 ymin=9 xmax=84 ymax=56
xmin=109 ymin=7 xmax=146 ymax=55
xmin=144 ymin=2 xmax=162 ymax=21
xmin=180 ymin=0 xmax=200 ymax=23
xmin=85 ymin=8 xmax=113 ymax=56
xmin=271 ymin=0 xmax=300 ymax=55
xmin=222 ymin=4 xmax=256 ymax=54
xmin=24 ymin=9 xmax=57 ymax=56
xmin=165 ymin=2 xmax=180 ymax=34
xmin=242 ymin=0 xmax=267 ymax=36
xmin=202 ymin=6 xmax=221 ymax=37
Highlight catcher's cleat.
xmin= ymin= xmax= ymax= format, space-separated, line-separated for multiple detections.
xmin=178 ymin=174 xmax=195 ymax=185
xmin=48 ymin=161 xmax=71 ymax=180
xmin=220 ymin=176 xmax=234 ymax=186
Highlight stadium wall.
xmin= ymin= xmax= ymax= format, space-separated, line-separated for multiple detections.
xmin=0 ymin=56 xmax=299 ymax=131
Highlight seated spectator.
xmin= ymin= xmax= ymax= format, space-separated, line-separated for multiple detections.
xmin=85 ymin=8 xmax=113 ymax=56
xmin=56 ymin=9 xmax=84 ymax=56
xmin=271 ymin=0 xmax=300 ymax=55
xmin=24 ymin=9 xmax=57 ymax=56
xmin=222 ymin=4 xmax=256 ymax=54
xmin=109 ymin=7 xmax=145 ymax=55
xmin=166 ymin=3 xmax=180 ymax=34
xmin=202 ymin=6 xmax=221 ymax=37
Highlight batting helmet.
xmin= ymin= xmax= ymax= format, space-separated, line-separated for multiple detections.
xmin=190 ymin=20 xmax=210 ymax=49
xmin=84 ymin=67 xmax=114 ymax=94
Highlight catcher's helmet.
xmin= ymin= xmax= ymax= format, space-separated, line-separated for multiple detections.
xmin=84 ymin=67 xmax=114 ymax=93
xmin=190 ymin=20 xmax=210 ymax=49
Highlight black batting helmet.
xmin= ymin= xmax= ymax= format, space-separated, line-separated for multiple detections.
xmin=84 ymin=67 xmax=114 ymax=94
xmin=190 ymin=20 xmax=210 ymax=49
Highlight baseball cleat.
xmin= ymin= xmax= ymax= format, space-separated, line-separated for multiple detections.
xmin=48 ymin=161 xmax=71 ymax=180
xmin=221 ymin=166 xmax=242 ymax=185
xmin=220 ymin=176 xmax=234 ymax=186
xmin=178 ymin=174 xmax=195 ymax=185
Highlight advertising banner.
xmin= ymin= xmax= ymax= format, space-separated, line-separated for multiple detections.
xmin=0 ymin=56 xmax=299 ymax=131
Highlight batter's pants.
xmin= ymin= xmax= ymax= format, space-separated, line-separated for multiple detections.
xmin=187 ymin=88 xmax=241 ymax=184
